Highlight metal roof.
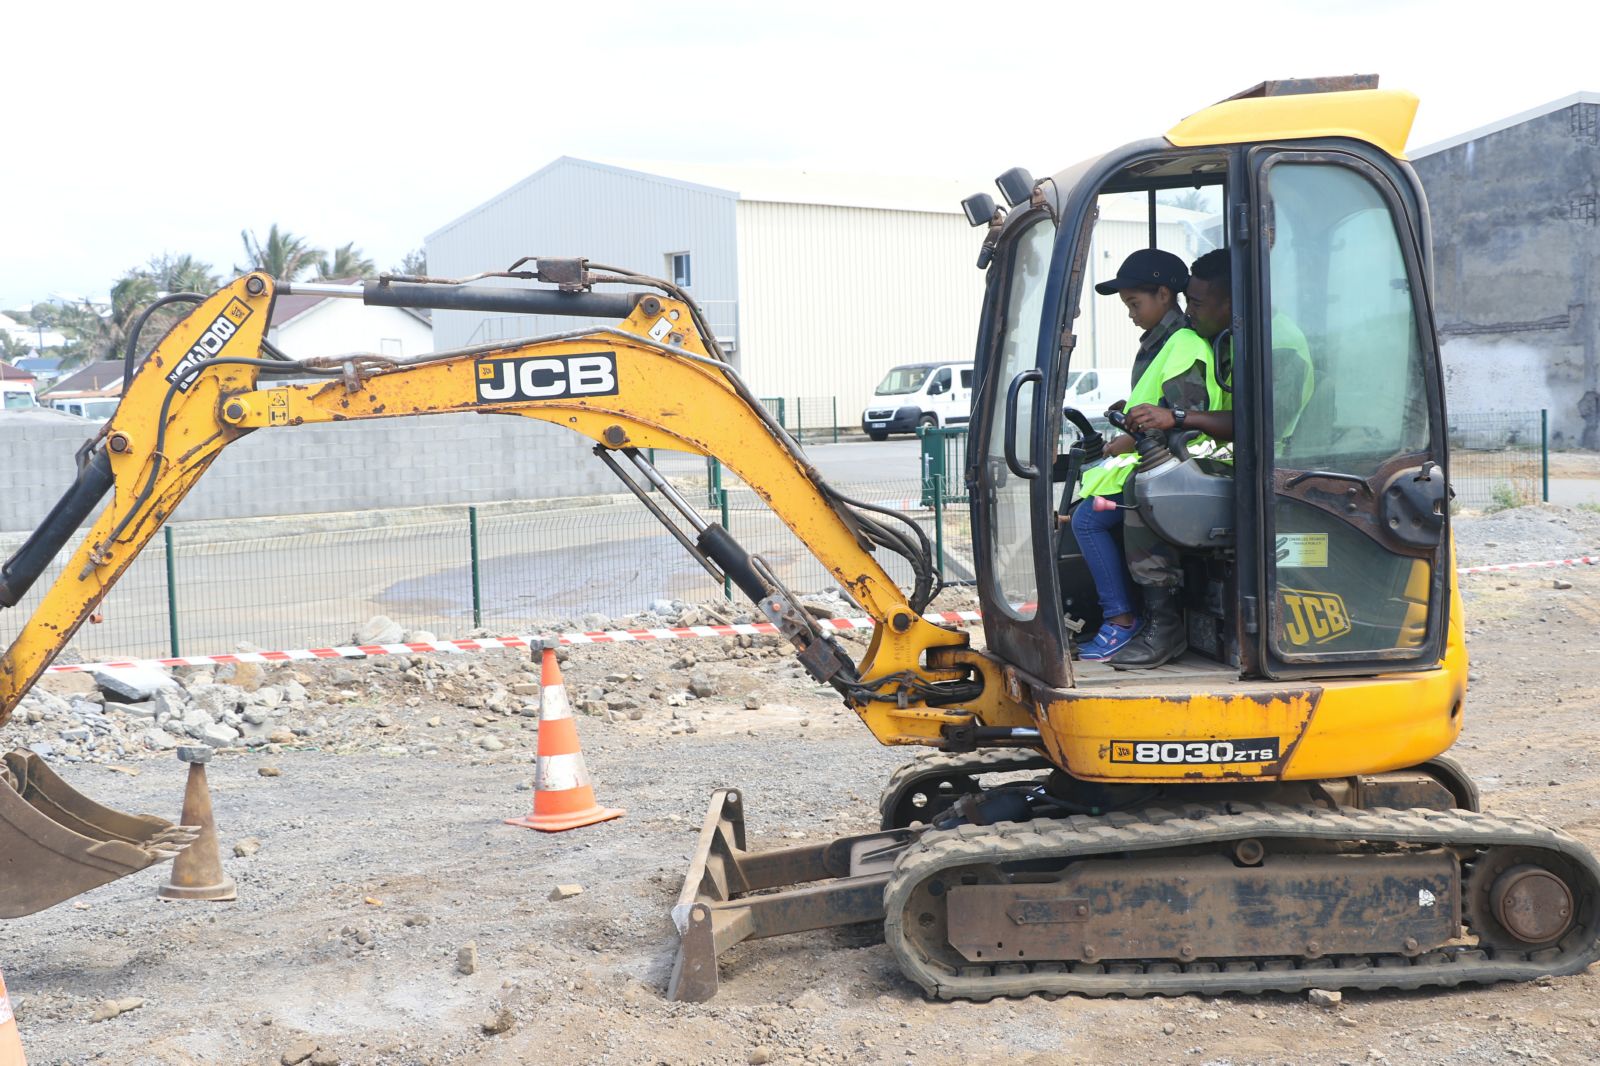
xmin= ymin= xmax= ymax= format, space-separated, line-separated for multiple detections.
xmin=1410 ymin=91 xmax=1600 ymax=159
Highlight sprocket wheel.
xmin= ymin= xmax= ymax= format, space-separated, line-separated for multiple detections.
xmin=1465 ymin=846 xmax=1583 ymax=951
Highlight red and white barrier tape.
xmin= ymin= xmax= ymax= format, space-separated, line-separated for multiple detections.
xmin=34 ymin=555 xmax=1596 ymax=677
xmin=43 ymin=610 xmax=985 ymax=676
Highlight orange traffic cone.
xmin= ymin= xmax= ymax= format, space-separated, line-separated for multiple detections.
xmin=0 ymin=967 xmax=27 ymax=1065
xmin=505 ymin=641 xmax=624 ymax=832
xmin=157 ymin=746 xmax=237 ymax=901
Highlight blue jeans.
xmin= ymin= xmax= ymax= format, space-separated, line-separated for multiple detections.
xmin=1070 ymin=492 xmax=1135 ymax=620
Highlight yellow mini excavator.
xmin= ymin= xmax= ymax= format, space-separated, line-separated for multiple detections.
xmin=2 ymin=78 xmax=1596 ymax=1002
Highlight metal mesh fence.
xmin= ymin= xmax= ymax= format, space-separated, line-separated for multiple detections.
xmin=0 ymin=476 xmax=967 ymax=663
xmin=791 ymin=396 xmax=840 ymax=444
xmin=1447 ymin=410 xmax=1545 ymax=511
xmin=0 ymin=410 xmax=1540 ymax=663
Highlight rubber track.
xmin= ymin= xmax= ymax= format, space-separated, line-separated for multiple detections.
xmin=877 ymin=750 xmax=1055 ymax=828
xmin=883 ymin=802 xmax=1600 ymax=1001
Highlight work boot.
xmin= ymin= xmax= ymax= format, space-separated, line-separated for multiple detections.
xmin=1109 ymin=587 xmax=1186 ymax=670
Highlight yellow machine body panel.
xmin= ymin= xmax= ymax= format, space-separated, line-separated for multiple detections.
xmin=1165 ymin=88 xmax=1419 ymax=158
xmin=1032 ymin=555 xmax=1466 ymax=782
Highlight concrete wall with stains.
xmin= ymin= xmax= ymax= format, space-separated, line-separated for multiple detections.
xmin=1413 ymin=95 xmax=1600 ymax=448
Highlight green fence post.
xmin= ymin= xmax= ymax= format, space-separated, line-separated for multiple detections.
xmin=469 ymin=506 xmax=483 ymax=629
xmin=919 ymin=425 xmax=943 ymax=508
xmin=931 ymin=473 xmax=945 ymax=580
xmin=719 ymin=488 xmax=732 ymax=601
xmin=795 ymin=397 xmax=803 ymax=445
xmin=1540 ymin=409 xmax=1550 ymax=503
xmin=831 ymin=397 xmax=838 ymax=443
xmin=706 ymin=457 xmax=722 ymax=507
xmin=163 ymin=526 xmax=180 ymax=658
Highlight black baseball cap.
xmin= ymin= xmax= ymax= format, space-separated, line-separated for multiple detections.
xmin=1094 ymin=248 xmax=1189 ymax=295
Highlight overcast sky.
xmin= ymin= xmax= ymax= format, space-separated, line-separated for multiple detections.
xmin=1 ymin=0 xmax=1592 ymax=309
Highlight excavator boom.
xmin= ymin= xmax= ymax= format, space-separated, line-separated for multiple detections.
xmin=0 ymin=262 xmax=1023 ymax=918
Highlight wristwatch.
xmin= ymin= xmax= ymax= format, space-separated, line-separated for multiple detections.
xmin=1172 ymin=408 xmax=1188 ymax=429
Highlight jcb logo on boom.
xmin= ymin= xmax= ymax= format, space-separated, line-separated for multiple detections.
xmin=474 ymin=353 xmax=619 ymax=404
xmin=1279 ymin=587 xmax=1352 ymax=646
xmin=165 ymin=298 xmax=254 ymax=393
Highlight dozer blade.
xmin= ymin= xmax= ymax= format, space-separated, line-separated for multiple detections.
xmin=667 ymin=787 xmax=917 ymax=1002
xmin=0 ymin=749 xmax=196 ymax=918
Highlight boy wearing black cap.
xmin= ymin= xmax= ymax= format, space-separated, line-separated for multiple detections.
xmin=1070 ymin=248 xmax=1223 ymax=667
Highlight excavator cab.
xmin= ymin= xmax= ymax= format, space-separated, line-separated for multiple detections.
xmin=970 ymin=80 xmax=1451 ymax=694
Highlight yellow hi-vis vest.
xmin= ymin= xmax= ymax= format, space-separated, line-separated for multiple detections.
xmin=1079 ymin=326 xmax=1223 ymax=498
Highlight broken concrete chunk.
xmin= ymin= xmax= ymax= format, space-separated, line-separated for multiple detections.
xmin=549 ymin=884 xmax=584 ymax=901
xmin=93 ymin=665 xmax=177 ymax=704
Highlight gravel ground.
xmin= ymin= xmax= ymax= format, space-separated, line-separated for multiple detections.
xmin=1452 ymin=502 xmax=1600 ymax=567
xmin=4 ymin=512 xmax=1600 ymax=1065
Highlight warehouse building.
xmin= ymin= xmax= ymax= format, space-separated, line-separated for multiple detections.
xmin=425 ymin=157 xmax=1209 ymax=434
xmin=1411 ymin=92 xmax=1600 ymax=448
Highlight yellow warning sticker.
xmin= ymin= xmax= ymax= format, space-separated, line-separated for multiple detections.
xmin=268 ymin=389 xmax=290 ymax=426
xmin=1275 ymin=533 xmax=1328 ymax=568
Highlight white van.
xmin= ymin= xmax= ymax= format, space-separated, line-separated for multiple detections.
xmin=1063 ymin=367 xmax=1123 ymax=420
xmin=861 ymin=361 xmax=973 ymax=441
xmin=0 ymin=381 xmax=36 ymax=411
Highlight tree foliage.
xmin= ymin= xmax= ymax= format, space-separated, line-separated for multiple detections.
xmin=1157 ymin=188 xmax=1213 ymax=213
xmin=146 ymin=253 xmax=221 ymax=294
xmin=393 ymin=247 xmax=427 ymax=277
xmin=316 ymin=242 xmax=377 ymax=281
xmin=237 ymin=224 xmax=323 ymax=281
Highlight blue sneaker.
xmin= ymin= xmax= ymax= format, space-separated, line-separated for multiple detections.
xmin=1078 ymin=619 xmax=1141 ymax=661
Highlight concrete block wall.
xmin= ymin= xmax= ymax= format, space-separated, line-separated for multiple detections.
xmin=0 ymin=414 xmax=609 ymax=532
xmin=1414 ymin=99 xmax=1600 ymax=448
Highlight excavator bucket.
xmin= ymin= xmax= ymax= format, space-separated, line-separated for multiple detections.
xmin=0 ymin=749 xmax=196 ymax=918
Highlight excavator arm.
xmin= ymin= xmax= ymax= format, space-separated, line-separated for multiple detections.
xmin=0 ymin=260 xmax=1037 ymax=920
xmin=0 ymin=265 xmax=1032 ymax=742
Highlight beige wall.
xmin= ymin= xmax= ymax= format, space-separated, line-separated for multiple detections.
xmin=734 ymin=201 xmax=987 ymax=421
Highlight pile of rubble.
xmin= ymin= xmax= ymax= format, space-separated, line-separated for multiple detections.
xmin=2 ymin=587 xmax=912 ymax=767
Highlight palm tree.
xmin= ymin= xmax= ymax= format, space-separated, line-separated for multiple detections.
xmin=45 ymin=299 xmax=109 ymax=370
xmin=315 ymin=242 xmax=376 ymax=280
xmin=237 ymin=225 xmax=323 ymax=281
xmin=146 ymin=253 xmax=220 ymax=294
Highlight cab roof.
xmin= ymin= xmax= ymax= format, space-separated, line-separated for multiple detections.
xmin=1164 ymin=88 xmax=1420 ymax=160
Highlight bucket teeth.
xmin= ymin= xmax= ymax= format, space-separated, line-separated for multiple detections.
xmin=0 ymin=749 xmax=188 ymax=918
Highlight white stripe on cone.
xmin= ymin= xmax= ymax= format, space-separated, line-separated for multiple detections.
xmin=540 ymin=684 xmax=573 ymax=722
xmin=535 ymin=752 xmax=592 ymax=793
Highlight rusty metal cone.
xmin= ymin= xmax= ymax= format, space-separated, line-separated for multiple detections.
xmin=157 ymin=752 xmax=236 ymax=902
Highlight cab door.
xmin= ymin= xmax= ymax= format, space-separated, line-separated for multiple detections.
xmin=969 ymin=212 xmax=1071 ymax=687
xmin=1250 ymin=150 xmax=1449 ymax=676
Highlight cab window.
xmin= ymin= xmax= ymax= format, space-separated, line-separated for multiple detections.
xmin=928 ymin=368 xmax=952 ymax=395
xmin=1264 ymin=160 xmax=1436 ymax=662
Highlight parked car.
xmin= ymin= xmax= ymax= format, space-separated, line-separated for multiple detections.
xmin=861 ymin=361 xmax=973 ymax=441
xmin=48 ymin=397 xmax=120 ymax=422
